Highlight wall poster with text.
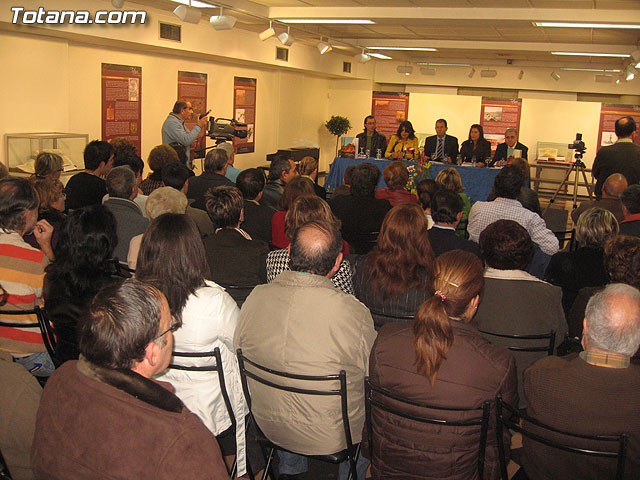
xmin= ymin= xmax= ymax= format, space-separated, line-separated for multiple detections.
xmin=480 ymin=98 xmax=522 ymax=152
xmin=178 ymin=71 xmax=208 ymax=159
xmin=101 ymin=63 xmax=142 ymax=154
xmin=233 ymin=77 xmax=256 ymax=154
xmin=371 ymin=92 xmax=410 ymax=140
xmin=597 ymin=104 xmax=640 ymax=150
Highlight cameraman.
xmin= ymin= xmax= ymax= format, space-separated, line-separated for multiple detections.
xmin=161 ymin=101 xmax=208 ymax=168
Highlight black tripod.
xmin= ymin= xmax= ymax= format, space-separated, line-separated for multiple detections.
xmin=542 ymin=149 xmax=593 ymax=216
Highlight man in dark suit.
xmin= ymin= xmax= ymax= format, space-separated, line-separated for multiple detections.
xmin=423 ymin=119 xmax=459 ymax=163
xmin=427 ymin=189 xmax=480 ymax=257
xmin=236 ymin=168 xmax=275 ymax=245
xmin=592 ymin=116 xmax=640 ymax=199
xmin=187 ymin=149 xmax=234 ymax=210
xmin=489 ymin=128 xmax=528 ymax=167
xmin=620 ymin=184 xmax=640 ymax=237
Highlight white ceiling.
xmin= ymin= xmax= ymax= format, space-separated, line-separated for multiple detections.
xmin=148 ymin=0 xmax=640 ymax=71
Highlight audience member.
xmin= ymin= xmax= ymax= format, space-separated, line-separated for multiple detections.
xmin=571 ymin=173 xmax=627 ymax=224
xmin=135 ymin=214 xmax=257 ymax=477
xmin=105 ymin=150 xmax=149 ymax=217
xmin=620 ymin=184 xmax=640 ymax=236
xmin=352 ymin=203 xmax=435 ymax=329
xmin=65 ymin=140 xmax=114 ymax=210
xmin=127 ymin=187 xmax=188 ymax=269
xmin=218 ymin=142 xmax=241 ymax=183
xmin=487 ymin=157 xmax=541 ymax=214
xmin=568 ymin=235 xmax=640 ymax=339
xmin=298 ymin=156 xmax=327 ymax=200
xmin=235 ymin=221 xmax=376 ymax=480
xmin=32 ymin=278 xmax=230 ymax=479
xmin=271 ymin=176 xmax=316 ymax=249
xmin=161 ymin=161 xmax=214 ymax=237
xmin=423 ymin=118 xmax=459 ymax=163
xmin=476 ymin=219 xmax=566 ymax=405
xmin=104 ymin=166 xmax=149 ymax=263
xmin=140 ymin=144 xmax=178 ymax=196
xmin=355 ymin=115 xmax=387 ymax=158
xmin=375 ymin=160 xmax=419 ymax=206
xmin=385 ymin=120 xmax=419 ymax=160
xmin=592 ymin=116 xmax=640 ymax=199
xmin=168 ymin=142 xmax=188 ymax=166
xmin=32 ymin=151 xmax=63 ymax=181
xmin=0 ymin=177 xmax=55 ymax=377
xmin=188 ymin=149 xmax=234 ymax=210
xmin=545 ymin=207 xmax=618 ymax=316
xmin=328 ymin=162 xmax=392 ymax=253
xmin=24 ymin=178 xmax=66 ymax=251
xmin=44 ymin=205 xmax=119 ymax=363
xmin=266 ymin=195 xmax=354 ymax=294
xmin=260 ymin=156 xmax=299 ymax=211
xmin=428 ymin=189 xmax=480 ymax=257
xmin=236 ymin=168 xmax=275 ymax=244
xmin=435 ymin=168 xmax=471 ymax=233
xmin=416 ymin=178 xmax=437 ymax=228
xmin=523 ymin=284 xmax=640 ymax=480
xmin=109 ymin=137 xmax=138 ymax=158
xmin=468 ymin=165 xmax=559 ymax=255
xmin=459 ymin=123 xmax=492 ymax=166
xmin=204 ymin=186 xmax=269 ymax=306
xmin=332 ymin=164 xmax=355 ymax=198
xmin=489 ymin=127 xmax=528 ymax=167
xmin=366 ymin=250 xmax=517 ymax=479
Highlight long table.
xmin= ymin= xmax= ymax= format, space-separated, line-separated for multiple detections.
xmin=325 ymin=157 xmax=502 ymax=203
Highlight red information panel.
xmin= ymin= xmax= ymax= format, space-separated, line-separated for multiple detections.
xmin=597 ymin=104 xmax=640 ymax=150
xmin=372 ymin=92 xmax=410 ymax=140
xmin=480 ymin=98 xmax=522 ymax=153
xmin=178 ymin=71 xmax=208 ymax=159
xmin=233 ymin=77 xmax=256 ymax=154
xmin=101 ymin=63 xmax=142 ymax=154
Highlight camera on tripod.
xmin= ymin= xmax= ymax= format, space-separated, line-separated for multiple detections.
xmin=568 ymin=133 xmax=586 ymax=154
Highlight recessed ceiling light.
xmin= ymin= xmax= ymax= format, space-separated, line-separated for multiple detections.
xmin=480 ymin=69 xmax=497 ymax=78
xmin=551 ymin=52 xmax=631 ymax=58
xmin=397 ymin=65 xmax=413 ymax=75
xmin=534 ymin=22 xmax=640 ymax=29
xmin=420 ymin=67 xmax=436 ymax=76
xmin=278 ymin=19 xmax=374 ymax=24
xmin=369 ymin=47 xmax=437 ymax=52
xmin=369 ymin=53 xmax=392 ymax=60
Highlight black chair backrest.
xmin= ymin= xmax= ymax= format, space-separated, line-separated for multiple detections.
xmin=365 ymin=378 xmax=490 ymax=479
xmin=0 ymin=306 xmax=60 ymax=368
xmin=479 ymin=329 xmax=556 ymax=356
xmin=216 ymin=284 xmax=257 ymax=309
xmin=236 ymin=348 xmax=356 ymax=459
xmin=367 ymin=309 xmax=414 ymax=331
xmin=344 ymin=231 xmax=379 ymax=255
xmin=495 ymin=394 xmax=628 ymax=480
xmin=104 ymin=258 xmax=135 ymax=278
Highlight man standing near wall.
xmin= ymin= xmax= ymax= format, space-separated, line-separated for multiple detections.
xmin=161 ymin=101 xmax=208 ymax=169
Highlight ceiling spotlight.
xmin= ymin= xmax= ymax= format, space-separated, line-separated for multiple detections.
xmin=632 ymin=49 xmax=640 ymax=68
xmin=550 ymin=71 xmax=561 ymax=81
xmin=278 ymin=27 xmax=295 ymax=46
xmin=420 ymin=67 xmax=436 ymax=76
xmin=468 ymin=67 xmax=476 ymax=78
xmin=480 ymin=69 xmax=497 ymax=78
xmin=209 ymin=8 xmax=237 ymax=30
xmin=111 ymin=0 xmax=124 ymax=8
xmin=174 ymin=5 xmax=201 ymax=24
xmin=625 ymin=66 xmax=636 ymax=81
xmin=317 ymin=38 xmax=332 ymax=55
xmin=356 ymin=49 xmax=371 ymax=63
xmin=259 ymin=21 xmax=276 ymax=41
xmin=518 ymin=69 xmax=524 ymax=80
xmin=595 ymin=74 xmax=613 ymax=83
xmin=616 ymin=75 xmax=623 ymax=84
xmin=397 ymin=65 xmax=413 ymax=75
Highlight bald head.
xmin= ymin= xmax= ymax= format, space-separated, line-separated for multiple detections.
xmin=289 ymin=220 xmax=342 ymax=277
xmin=584 ymin=283 xmax=640 ymax=356
xmin=602 ymin=173 xmax=628 ymax=199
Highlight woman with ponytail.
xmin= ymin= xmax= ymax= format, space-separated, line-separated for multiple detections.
xmin=366 ymin=250 xmax=518 ymax=480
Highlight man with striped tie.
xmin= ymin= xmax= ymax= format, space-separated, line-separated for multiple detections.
xmin=0 ymin=177 xmax=55 ymax=377
xmin=423 ymin=118 xmax=459 ymax=163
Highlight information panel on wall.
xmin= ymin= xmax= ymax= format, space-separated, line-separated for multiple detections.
xmin=101 ymin=63 xmax=142 ymax=153
xmin=480 ymin=98 xmax=522 ymax=152
xmin=233 ymin=77 xmax=256 ymax=154
xmin=178 ymin=71 xmax=208 ymax=159
xmin=372 ymin=92 xmax=410 ymax=140
xmin=597 ymin=104 xmax=640 ymax=150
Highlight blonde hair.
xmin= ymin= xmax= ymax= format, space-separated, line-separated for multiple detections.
xmin=32 ymin=178 xmax=64 ymax=212
xmin=299 ymin=156 xmax=318 ymax=176
xmin=145 ymin=187 xmax=188 ymax=219
xmin=435 ymin=168 xmax=463 ymax=193
xmin=575 ymin=207 xmax=619 ymax=248
xmin=34 ymin=152 xmax=63 ymax=179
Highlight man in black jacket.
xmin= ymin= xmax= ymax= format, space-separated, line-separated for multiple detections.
xmin=489 ymin=128 xmax=528 ymax=167
xmin=428 ymin=189 xmax=480 ymax=257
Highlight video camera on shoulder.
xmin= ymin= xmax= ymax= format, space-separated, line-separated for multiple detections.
xmin=207 ymin=117 xmax=248 ymax=142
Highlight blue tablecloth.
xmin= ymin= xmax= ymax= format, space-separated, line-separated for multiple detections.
xmin=325 ymin=157 xmax=502 ymax=203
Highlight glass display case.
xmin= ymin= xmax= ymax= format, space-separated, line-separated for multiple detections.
xmin=4 ymin=132 xmax=89 ymax=174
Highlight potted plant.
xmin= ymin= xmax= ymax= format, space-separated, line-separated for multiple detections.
xmin=325 ymin=115 xmax=352 ymax=157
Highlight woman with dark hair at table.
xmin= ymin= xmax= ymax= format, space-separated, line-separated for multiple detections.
xmin=385 ymin=120 xmax=420 ymax=161
xmin=352 ymin=203 xmax=435 ymax=329
xmin=375 ymin=160 xmax=419 ymax=207
xmin=365 ymin=250 xmax=517 ymax=479
xmin=43 ymin=205 xmax=119 ymax=362
xmin=356 ymin=115 xmax=387 ymax=158
xmin=460 ymin=124 xmax=492 ymax=166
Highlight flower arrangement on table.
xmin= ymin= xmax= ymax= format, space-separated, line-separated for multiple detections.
xmin=405 ymin=157 xmax=431 ymax=195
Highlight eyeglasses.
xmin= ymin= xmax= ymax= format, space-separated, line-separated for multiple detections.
xmin=155 ymin=316 xmax=181 ymax=340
